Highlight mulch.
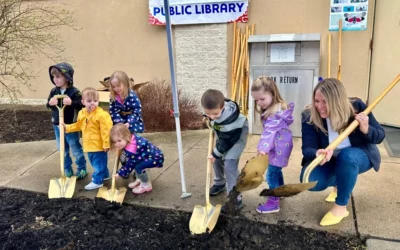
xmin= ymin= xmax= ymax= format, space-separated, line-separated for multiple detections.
xmin=0 ymin=188 xmax=363 ymax=250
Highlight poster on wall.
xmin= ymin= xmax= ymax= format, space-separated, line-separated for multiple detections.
xmin=329 ymin=0 xmax=368 ymax=31
xmin=149 ymin=0 xmax=248 ymax=25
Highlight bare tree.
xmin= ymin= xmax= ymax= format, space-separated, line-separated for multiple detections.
xmin=0 ymin=0 xmax=78 ymax=99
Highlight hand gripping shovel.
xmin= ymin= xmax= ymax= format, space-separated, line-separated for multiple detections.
xmin=189 ymin=125 xmax=221 ymax=234
xmin=48 ymin=95 xmax=77 ymax=199
xmin=260 ymin=74 xmax=400 ymax=198
xmin=96 ymin=149 xmax=127 ymax=204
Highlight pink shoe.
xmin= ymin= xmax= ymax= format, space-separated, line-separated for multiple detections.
xmin=128 ymin=179 xmax=141 ymax=189
xmin=132 ymin=183 xmax=152 ymax=194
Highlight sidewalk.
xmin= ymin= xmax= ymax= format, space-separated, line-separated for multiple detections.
xmin=1 ymin=129 xmax=399 ymax=248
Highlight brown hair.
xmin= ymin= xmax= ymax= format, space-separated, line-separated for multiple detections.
xmin=201 ymin=89 xmax=225 ymax=109
xmin=50 ymin=67 xmax=63 ymax=77
xmin=251 ymin=76 xmax=287 ymax=120
xmin=308 ymin=78 xmax=354 ymax=134
xmin=109 ymin=124 xmax=132 ymax=150
xmin=82 ymin=87 xmax=99 ymax=100
xmin=109 ymin=71 xmax=131 ymax=101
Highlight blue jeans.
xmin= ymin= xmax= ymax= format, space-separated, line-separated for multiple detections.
xmin=266 ymin=164 xmax=284 ymax=189
xmin=300 ymin=147 xmax=372 ymax=206
xmin=88 ymin=152 xmax=109 ymax=185
xmin=53 ymin=125 xmax=86 ymax=172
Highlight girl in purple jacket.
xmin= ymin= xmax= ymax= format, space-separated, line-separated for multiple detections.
xmin=251 ymin=76 xmax=294 ymax=214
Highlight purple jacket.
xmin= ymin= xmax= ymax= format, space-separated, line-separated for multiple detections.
xmin=257 ymin=102 xmax=294 ymax=167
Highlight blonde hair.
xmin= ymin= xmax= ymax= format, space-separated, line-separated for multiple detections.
xmin=109 ymin=71 xmax=131 ymax=101
xmin=110 ymin=124 xmax=132 ymax=150
xmin=251 ymin=76 xmax=287 ymax=120
xmin=308 ymin=78 xmax=354 ymax=134
xmin=82 ymin=87 xmax=99 ymax=100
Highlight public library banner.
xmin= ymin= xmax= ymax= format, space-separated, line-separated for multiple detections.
xmin=149 ymin=0 xmax=248 ymax=25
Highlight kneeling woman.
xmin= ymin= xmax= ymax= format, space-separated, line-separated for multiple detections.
xmin=300 ymin=78 xmax=385 ymax=226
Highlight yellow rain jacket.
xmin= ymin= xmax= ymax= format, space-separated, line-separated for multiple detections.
xmin=66 ymin=107 xmax=113 ymax=152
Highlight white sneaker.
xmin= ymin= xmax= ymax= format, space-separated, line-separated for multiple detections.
xmin=132 ymin=182 xmax=152 ymax=194
xmin=84 ymin=182 xmax=103 ymax=190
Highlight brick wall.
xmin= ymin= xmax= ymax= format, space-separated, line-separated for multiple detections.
xmin=174 ymin=24 xmax=228 ymax=105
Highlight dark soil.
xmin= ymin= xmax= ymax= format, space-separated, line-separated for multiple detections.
xmin=0 ymin=188 xmax=363 ymax=250
xmin=0 ymin=105 xmax=54 ymax=143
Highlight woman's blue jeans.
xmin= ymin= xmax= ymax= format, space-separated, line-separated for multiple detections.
xmin=300 ymin=147 xmax=372 ymax=206
xmin=266 ymin=164 xmax=284 ymax=189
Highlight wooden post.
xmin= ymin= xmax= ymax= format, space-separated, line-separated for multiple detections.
xmin=337 ymin=19 xmax=342 ymax=80
xmin=232 ymin=28 xmax=241 ymax=99
xmin=328 ymin=33 xmax=331 ymax=78
xmin=234 ymin=34 xmax=245 ymax=102
xmin=231 ymin=21 xmax=237 ymax=98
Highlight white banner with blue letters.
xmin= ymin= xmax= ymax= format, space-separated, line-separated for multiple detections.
xmin=149 ymin=0 xmax=248 ymax=25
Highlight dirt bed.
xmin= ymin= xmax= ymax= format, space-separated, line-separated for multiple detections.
xmin=0 ymin=188 xmax=363 ymax=250
xmin=0 ymin=105 xmax=54 ymax=144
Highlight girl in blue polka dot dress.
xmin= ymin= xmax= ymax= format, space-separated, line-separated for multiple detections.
xmin=108 ymin=71 xmax=144 ymax=134
xmin=111 ymin=124 xmax=164 ymax=194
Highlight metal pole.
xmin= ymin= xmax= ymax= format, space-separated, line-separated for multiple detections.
xmin=163 ymin=0 xmax=191 ymax=199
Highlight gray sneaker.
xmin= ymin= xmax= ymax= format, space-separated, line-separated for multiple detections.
xmin=209 ymin=184 xmax=226 ymax=196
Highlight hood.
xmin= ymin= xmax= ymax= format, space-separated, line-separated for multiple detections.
xmin=49 ymin=62 xmax=74 ymax=86
xmin=263 ymin=102 xmax=295 ymax=126
xmin=214 ymin=99 xmax=240 ymax=125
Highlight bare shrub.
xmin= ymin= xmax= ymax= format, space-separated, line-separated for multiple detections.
xmin=137 ymin=79 xmax=204 ymax=132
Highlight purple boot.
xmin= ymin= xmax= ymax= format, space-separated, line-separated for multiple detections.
xmin=256 ymin=197 xmax=280 ymax=214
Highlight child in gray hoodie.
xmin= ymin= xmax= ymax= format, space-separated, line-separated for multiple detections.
xmin=201 ymin=89 xmax=248 ymax=212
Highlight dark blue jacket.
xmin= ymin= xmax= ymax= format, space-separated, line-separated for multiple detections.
xmin=109 ymin=90 xmax=144 ymax=133
xmin=117 ymin=134 xmax=164 ymax=177
xmin=301 ymin=98 xmax=385 ymax=172
xmin=46 ymin=63 xmax=83 ymax=125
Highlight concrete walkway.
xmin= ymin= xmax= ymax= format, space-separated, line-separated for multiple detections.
xmin=1 ymin=130 xmax=399 ymax=249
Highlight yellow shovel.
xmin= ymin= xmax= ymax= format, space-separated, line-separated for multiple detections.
xmin=48 ymin=95 xmax=77 ymax=199
xmin=189 ymin=125 xmax=221 ymax=234
xmin=235 ymin=155 xmax=269 ymax=192
xmin=96 ymin=149 xmax=127 ymax=204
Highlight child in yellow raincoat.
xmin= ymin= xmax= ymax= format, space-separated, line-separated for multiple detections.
xmin=63 ymin=87 xmax=113 ymax=190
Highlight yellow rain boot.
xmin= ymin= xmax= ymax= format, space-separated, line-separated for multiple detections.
xmin=320 ymin=210 xmax=349 ymax=226
xmin=325 ymin=191 xmax=337 ymax=203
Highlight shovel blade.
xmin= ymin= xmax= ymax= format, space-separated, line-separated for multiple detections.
xmin=48 ymin=176 xmax=77 ymax=199
xmin=189 ymin=204 xmax=222 ymax=235
xmin=96 ymin=187 xmax=127 ymax=204
xmin=236 ymin=155 xmax=269 ymax=192
xmin=260 ymin=181 xmax=317 ymax=197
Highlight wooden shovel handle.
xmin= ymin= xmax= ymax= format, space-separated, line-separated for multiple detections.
xmin=205 ymin=119 xmax=214 ymax=206
xmin=303 ymin=74 xmax=400 ymax=183
xmin=111 ymin=148 xmax=121 ymax=193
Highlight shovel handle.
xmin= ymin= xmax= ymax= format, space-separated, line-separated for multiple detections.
xmin=205 ymin=120 xmax=214 ymax=206
xmin=303 ymin=74 xmax=400 ymax=183
xmin=111 ymin=149 xmax=121 ymax=194
xmin=54 ymin=95 xmax=69 ymax=177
